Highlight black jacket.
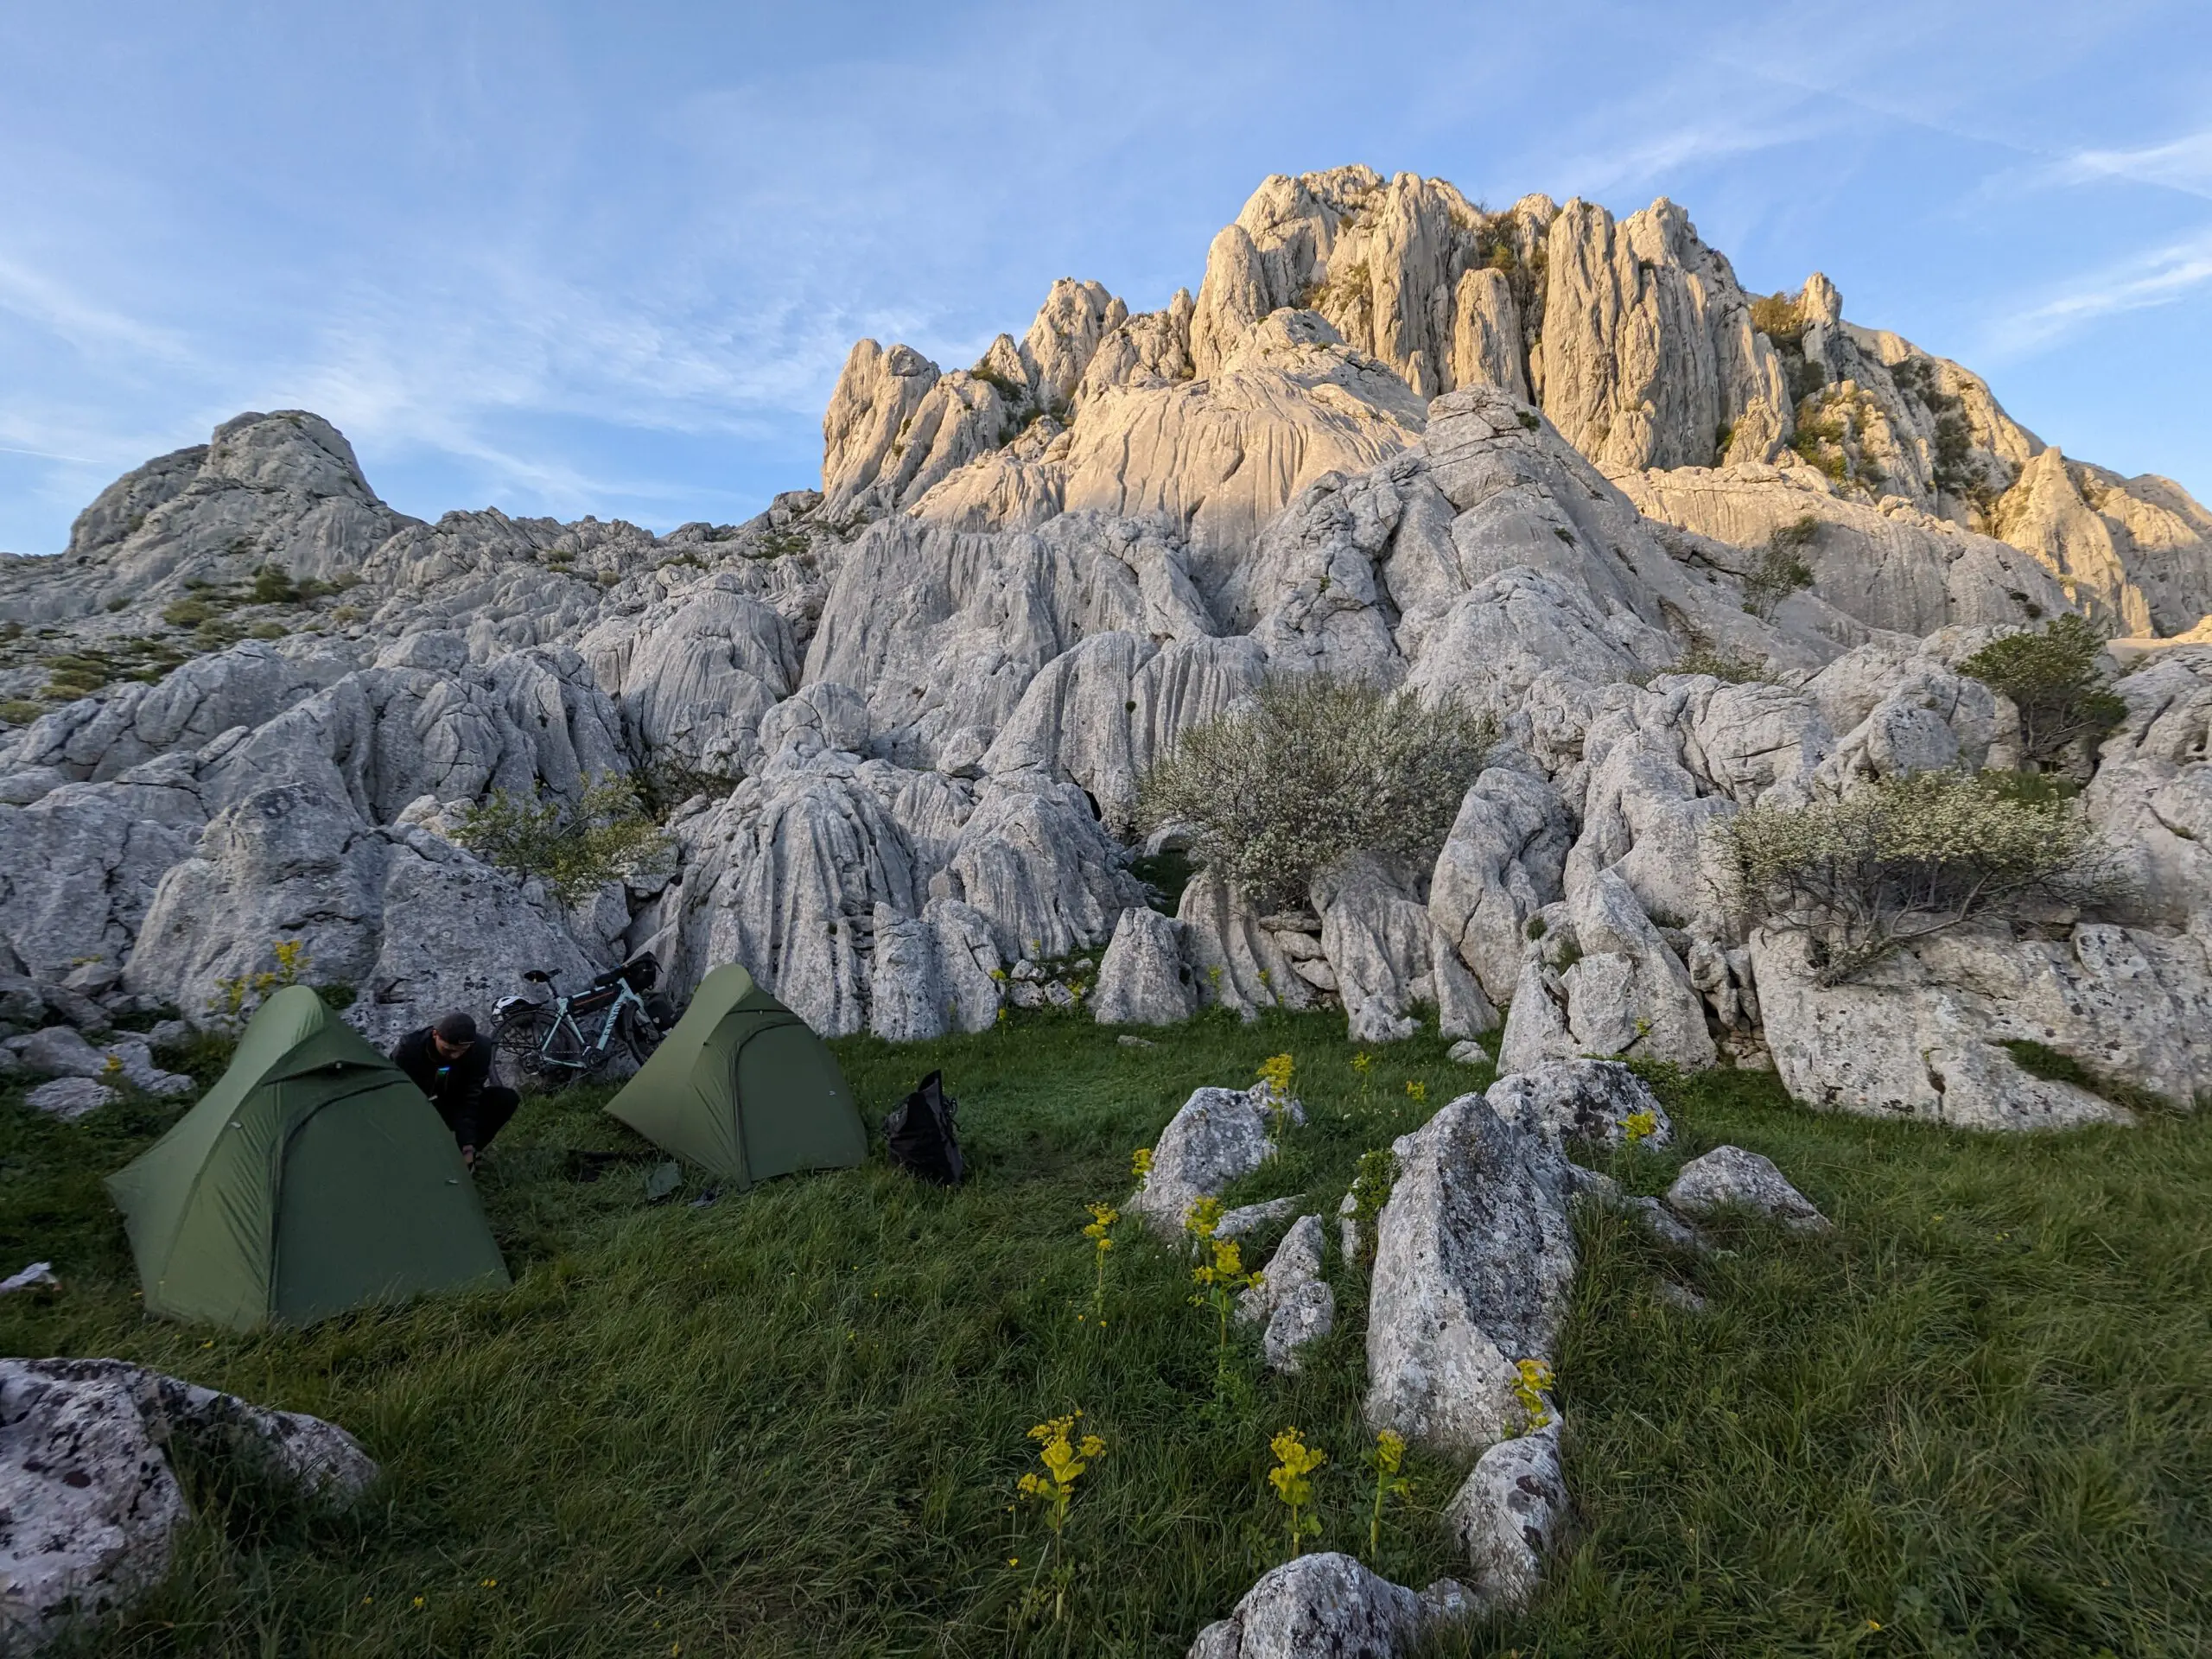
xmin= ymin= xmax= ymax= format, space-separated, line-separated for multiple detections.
xmin=392 ymin=1027 xmax=496 ymax=1145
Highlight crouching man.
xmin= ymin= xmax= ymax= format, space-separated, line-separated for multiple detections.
xmin=392 ymin=1012 xmax=518 ymax=1171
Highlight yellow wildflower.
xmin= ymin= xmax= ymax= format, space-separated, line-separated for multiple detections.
xmin=1268 ymin=1427 xmax=1326 ymax=1557
xmin=1365 ymin=1429 xmax=1409 ymax=1558
xmin=1512 ymin=1357 xmax=1554 ymax=1431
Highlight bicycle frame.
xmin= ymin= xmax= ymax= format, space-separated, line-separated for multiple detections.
xmin=529 ymin=975 xmax=652 ymax=1072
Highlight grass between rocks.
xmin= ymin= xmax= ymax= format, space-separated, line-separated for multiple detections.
xmin=0 ymin=1011 xmax=2204 ymax=1657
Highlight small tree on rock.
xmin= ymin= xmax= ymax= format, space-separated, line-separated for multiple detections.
xmin=1955 ymin=613 xmax=2126 ymax=770
xmin=1714 ymin=769 xmax=2116 ymax=986
xmin=1135 ymin=673 xmax=1493 ymax=913
xmin=454 ymin=779 xmax=671 ymax=907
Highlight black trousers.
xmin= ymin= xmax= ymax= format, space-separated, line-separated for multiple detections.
xmin=435 ymin=1085 xmax=521 ymax=1153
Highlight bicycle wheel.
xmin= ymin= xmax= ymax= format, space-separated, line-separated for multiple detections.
xmin=494 ymin=1005 xmax=588 ymax=1091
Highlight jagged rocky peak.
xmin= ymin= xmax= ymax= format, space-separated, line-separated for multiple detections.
xmin=815 ymin=163 xmax=2209 ymax=646
xmin=2 ymin=161 xmax=2209 ymax=1118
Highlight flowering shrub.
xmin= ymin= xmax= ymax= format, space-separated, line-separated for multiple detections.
xmin=1186 ymin=1199 xmax=1261 ymax=1400
xmin=1081 ymin=1203 xmax=1117 ymax=1321
xmin=209 ymin=937 xmax=312 ymax=1028
xmin=1714 ymin=770 xmax=2113 ymax=985
xmin=1135 ymin=672 xmax=1493 ymax=911
xmin=1016 ymin=1413 xmax=1106 ymax=1623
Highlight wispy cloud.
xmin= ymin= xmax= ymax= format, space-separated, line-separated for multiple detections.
xmin=1988 ymin=226 xmax=2212 ymax=353
xmin=2049 ymin=127 xmax=2212 ymax=199
xmin=0 ymin=253 xmax=194 ymax=369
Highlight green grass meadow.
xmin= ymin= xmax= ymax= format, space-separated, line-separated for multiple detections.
xmin=0 ymin=1009 xmax=2206 ymax=1656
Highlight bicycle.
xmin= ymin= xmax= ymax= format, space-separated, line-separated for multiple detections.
xmin=493 ymin=951 xmax=674 ymax=1090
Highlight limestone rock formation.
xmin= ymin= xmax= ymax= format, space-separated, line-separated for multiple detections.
xmin=1185 ymin=1551 xmax=1471 ymax=1659
xmin=1665 ymin=1146 xmax=1830 ymax=1232
xmin=0 ymin=1358 xmax=374 ymax=1650
xmin=1365 ymin=1092 xmax=1576 ymax=1457
xmin=0 ymin=162 xmax=2206 ymax=1116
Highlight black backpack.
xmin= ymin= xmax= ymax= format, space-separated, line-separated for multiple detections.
xmin=883 ymin=1071 xmax=965 ymax=1185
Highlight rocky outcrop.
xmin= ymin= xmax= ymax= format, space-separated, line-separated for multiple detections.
xmin=0 ymin=1358 xmax=374 ymax=1651
xmin=1751 ymin=925 xmax=2209 ymax=1127
xmin=1538 ymin=198 xmax=1789 ymax=475
xmin=1365 ymin=1092 xmax=1575 ymax=1458
xmin=2 ymin=162 xmax=2207 ymax=1108
xmin=123 ymin=780 xmax=601 ymax=1046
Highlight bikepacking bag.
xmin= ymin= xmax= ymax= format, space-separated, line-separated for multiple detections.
xmin=882 ymin=1071 xmax=965 ymax=1186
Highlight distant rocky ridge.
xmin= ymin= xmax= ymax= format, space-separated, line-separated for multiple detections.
xmin=2 ymin=165 xmax=2208 ymax=1123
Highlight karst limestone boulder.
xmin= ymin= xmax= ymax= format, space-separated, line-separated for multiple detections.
xmin=1234 ymin=1213 xmax=1335 ymax=1373
xmin=1485 ymin=1058 xmax=1671 ymax=1150
xmin=1366 ymin=1090 xmax=1576 ymax=1458
xmin=0 ymin=1358 xmax=375 ymax=1652
xmin=1446 ymin=1420 xmax=1568 ymax=1611
xmin=1665 ymin=1145 xmax=1830 ymax=1232
xmin=1128 ymin=1084 xmax=1283 ymax=1236
xmin=1091 ymin=906 xmax=1198 ymax=1026
xmin=1186 ymin=1551 xmax=1471 ymax=1659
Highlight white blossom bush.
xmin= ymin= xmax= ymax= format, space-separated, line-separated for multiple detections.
xmin=1714 ymin=770 xmax=2117 ymax=985
xmin=1135 ymin=673 xmax=1493 ymax=912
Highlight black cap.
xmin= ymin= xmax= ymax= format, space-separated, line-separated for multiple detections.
xmin=435 ymin=1012 xmax=478 ymax=1046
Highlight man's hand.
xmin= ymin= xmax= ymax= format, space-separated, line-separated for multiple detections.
xmin=461 ymin=1144 xmax=477 ymax=1171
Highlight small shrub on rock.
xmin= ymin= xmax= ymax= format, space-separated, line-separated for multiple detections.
xmin=1716 ymin=769 xmax=2115 ymax=985
xmin=1669 ymin=642 xmax=1772 ymax=683
xmin=1955 ymin=613 xmax=2126 ymax=769
xmin=1741 ymin=518 xmax=1817 ymax=618
xmin=1135 ymin=673 xmax=1493 ymax=912
xmin=454 ymin=779 xmax=672 ymax=906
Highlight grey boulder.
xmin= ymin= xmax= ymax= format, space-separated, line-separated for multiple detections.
xmin=1090 ymin=906 xmax=1198 ymax=1026
xmin=1234 ymin=1214 xmax=1336 ymax=1373
xmin=1485 ymin=1059 xmax=1672 ymax=1150
xmin=1128 ymin=1085 xmax=1281 ymax=1236
xmin=1365 ymin=1092 xmax=1576 ymax=1457
xmin=24 ymin=1078 xmax=118 ymax=1121
xmin=1186 ymin=1551 xmax=1471 ymax=1659
xmin=1665 ymin=1145 xmax=1830 ymax=1233
xmin=1445 ymin=1421 xmax=1568 ymax=1611
xmin=0 ymin=1357 xmax=376 ymax=1651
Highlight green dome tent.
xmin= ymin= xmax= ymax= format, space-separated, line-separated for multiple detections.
xmin=606 ymin=964 xmax=866 ymax=1188
xmin=106 ymin=986 xmax=511 ymax=1331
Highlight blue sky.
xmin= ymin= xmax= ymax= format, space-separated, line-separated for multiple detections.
xmin=2 ymin=0 xmax=2207 ymax=552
